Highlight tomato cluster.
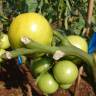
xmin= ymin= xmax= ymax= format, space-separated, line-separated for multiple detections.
xmin=34 ymin=59 xmax=78 ymax=94
xmin=28 ymin=56 xmax=79 ymax=94
xmin=0 ymin=12 xmax=88 ymax=95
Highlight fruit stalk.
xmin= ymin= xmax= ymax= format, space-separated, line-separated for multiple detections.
xmin=1 ymin=48 xmax=40 ymax=60
xmin=27 ymin=42 xmax=96 ymax=90
xmin=53 ymin=31 xmax=72 ymax=46
xmin=22 ymin=38 xmax=96 ymax=83
xmin=1 ymin=37 xmax=96 ymax=83
xmin=86 ymin=0 xmax=94 ymax=36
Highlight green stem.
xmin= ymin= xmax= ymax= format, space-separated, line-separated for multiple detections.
xmin=25 ymin=41 xmax=92 ymax=64
xmin=64 ymin=16 xmax=69 ymax=30
xmin=1 ymin=48 xmax=40 ymax=59
xmin=24 ymin=41 xmax=96 ymax=82
xmin=44 ymin=0 xmax=49 ymax=4
xmin=1 ymin=41 xmax=93 ymax=66
xmin=1 ymin=39 xmax=96 ymax=83
xmin=65 ymin=0 xmax=71 ymax=11
xmin=53 ymin=31 xmax=71 ymax=46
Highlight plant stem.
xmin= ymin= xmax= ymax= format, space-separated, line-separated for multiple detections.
xmin=65 ymin=0 xmax=71 ymax=12
xmin=85 ymin=0 xmax=94 ymax=36
xmin=1 ymin=48 xmax=40 ymax=59
xmin=27 ymin=41 xmax=93 ymax=67
xmin=74 ymin=66 xmax=83 ymax=96
xmin=87 ymin=0 xmax=94 ymax=26
xmin=24 ymin=40 xmax=96 ymax=81
xmin=53 ymin=31 xmax=71 ymax=46
xmin=1 ymin=40 xmax=96 ymax=83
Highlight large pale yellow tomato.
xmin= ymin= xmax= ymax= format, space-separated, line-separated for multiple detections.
xmin=8 ymin=12 xmax=53 ymax=48
xmin=67 ymin=35 xmax=88 ymax=52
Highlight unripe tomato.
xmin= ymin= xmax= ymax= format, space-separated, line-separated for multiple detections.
xmin=53 ymin=60 xmax=78 ymax=84
xmin=60 ymin=83 xmax=72 ymax=89
xmin=0 ymin=33 xmax=10 ymax=49
xmin=67 ymin=35 xmax=88 ymax=52
xmin=8 ymin=12 xmax=53 ymax=48
xmin=31 ymin=58 xmax=51 ymax=76
xmin=37 ymin=72 xmax=59 ymax=94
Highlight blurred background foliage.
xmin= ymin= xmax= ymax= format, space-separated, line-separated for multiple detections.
xmin=0 ymin=0 xmax=96 ymax=35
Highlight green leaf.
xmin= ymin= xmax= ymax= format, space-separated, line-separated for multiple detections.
xmin=58 ymin=0 xmax=66 ymax=18
xmin=69 ymin=16 xmax=85 ymax=35
xmin=25 ymin=0 xmax=38 ymax=12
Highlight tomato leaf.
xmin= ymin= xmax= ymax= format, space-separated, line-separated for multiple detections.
xmin=25 ymin=0 xmax=38 ymax=12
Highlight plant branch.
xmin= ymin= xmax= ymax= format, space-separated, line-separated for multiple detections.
xmin=1 ymin=48 xmax=40 ymax=60
xmin=74 ymin=66 xmax=83 ymax=96
xmin=22 ymin=39 xmax=96 ymax=83
xmin=87 ymin=0 xmax=94 ymax=26
xmin=85 ymin=0 xmax=94 ymax=36
xmin=53 ymin=30 xmax=71 ymax=46
xmin=1 ymin=37 xmax=96 ymax=84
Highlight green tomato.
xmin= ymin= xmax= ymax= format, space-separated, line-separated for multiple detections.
xmin=8 ymin=12 xmax=53 ymax=48
xmin=67 ymin=35 xmax=88 ymax=52
xmin=53 ymin=60 xmax=78 ymax=84
xmin=37 ymin=72 xmax=59 ymax=94
xmin=31 ymin=58 xmax=51 ymax=76
xmin=60 ymin=83 xmax=72 ymax=89
xmin=0 ymin=49 xmax=5 ymax=62
xmin=0 ymin=33 xmax=10 ymax=49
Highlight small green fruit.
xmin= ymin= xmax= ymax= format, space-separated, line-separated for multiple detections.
xmin=53 ymin=60 xmax=78 ymax=84
xmin=31 ymin=58 xmax=51 ymax=76
xmin=37 ymin=72 xmax=59 ymax=94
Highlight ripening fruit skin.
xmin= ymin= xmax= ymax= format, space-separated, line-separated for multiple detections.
xmin=67 ymin=35 xmax=88 ymax=52
xmin=8 ymin=12 xmax=53 ymax=48
xmin=60 ymin=83 xmax=72 ymax=89
xmin=31 ymin=58 xmax=51 ymax=76
xmin=0 ymin=33 xmax=10 ymax=49
xmin=53 ymin=60 xmax=78 ymax=84
xmin=37 ymin=73 xmax=59 ymax=94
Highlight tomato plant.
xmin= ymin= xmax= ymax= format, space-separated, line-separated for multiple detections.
xmin=53 ymin=60 xmax=78 ymax=84
xmin=1 ymin=0 xmax=96 ymax=96
xmin=8 ymin=12 xmax=53 ymax=48
xmin=37 ymin=72 xmax=59 ymax=94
